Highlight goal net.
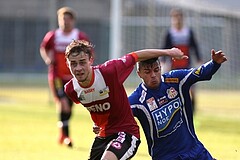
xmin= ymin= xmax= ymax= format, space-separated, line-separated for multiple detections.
xmin=117 ymin=0 xmax=240 ymax=90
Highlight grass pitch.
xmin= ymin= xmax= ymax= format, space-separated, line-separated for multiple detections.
xmin=0 ymin=85 xmax=239 ymax=160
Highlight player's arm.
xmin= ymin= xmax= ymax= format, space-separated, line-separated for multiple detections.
xmin=40 ymin=31 xmax=55 ymax=65
xmin=189 ymin=49 xmax=227 ymax=83
xmin=40 ymin=47 xmax=54 ymax=65
xmin=132 ymin=48 xmax=188 ymax=62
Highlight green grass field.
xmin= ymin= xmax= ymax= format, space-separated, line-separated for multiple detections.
xmin=0 ymin=85 xmax=240 ymax=160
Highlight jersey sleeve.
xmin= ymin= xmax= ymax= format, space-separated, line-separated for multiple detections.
xmin=101 ymin=53 xmax=137 ymax=84
xmin=117 ymin=54 xmax=137 ymax=83
xmin=40 ymin=30 xmax=55 ymax=50
xmin=189 ymin=29 xmax=202 ymax=61
xmin=191 ymin=60 xmax=221 ymax=81
xmin=128 ymin=88 xmax=142 ymax=117
xmin=78 ymin=31 xmax=90 ymax=41
xmin=64 ymin=80 xmax=81 ymax=104
xmin=161 ymin=30 xmax=172 ymax=63
xmin=163 ymin=30 xmax=172 ymax=49
xmin=170 ymin=60 xmax=221 ymax=85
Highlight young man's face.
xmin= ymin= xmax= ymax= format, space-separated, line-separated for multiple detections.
xmin=137 ymin=61 xmax=161 ymax=89
xmin=67 ymin=52 xmax=93 ymax=83
xmin=171 ymin=11 xmax=183 ymax=29
xmin=58 ymin=13 xmax=75 ymax=32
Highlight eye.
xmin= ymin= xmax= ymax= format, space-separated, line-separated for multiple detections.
xmin=70 ymin=62 xmax=77 ymax=67
xmin=144 ymin=70 xmax=151 ymax=74
xmin=154 ymin=68 xmax=160 ymax=72
xmin=79 ymin=61 xmax=86 ymax=66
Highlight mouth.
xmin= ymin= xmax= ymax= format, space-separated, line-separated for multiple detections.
xmin=75 ymin=72 xmax=84 ymax=77
xmin=151 ymin=79 xmax=158 ymax=84
xmin=150 ymin=79 xmax=160 ymax=87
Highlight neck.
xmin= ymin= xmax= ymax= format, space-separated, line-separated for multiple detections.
xmin=175 ymin=24 xmax=183 ymax=30
xmin=62 ymin=28 xmax=73 ymax=33
xmin=78 ymin=67 xmax=93 ymax=87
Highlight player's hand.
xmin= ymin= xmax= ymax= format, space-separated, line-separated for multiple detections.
xmin=45 ymin=57 xmax=53 ymax=65
xmin=169 ymin=47 xmax=188 ymax=60
xmin=211 ymin=49 xmax=227 ymax=64
xmin=93 ymin=124 xmax=100 ymax=134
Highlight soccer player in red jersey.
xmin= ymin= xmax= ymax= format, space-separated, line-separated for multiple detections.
xmin=40 ymin=7 xmax=90 ymax=147
xmin=64 ymin=40 xmax=186 ymax=159
xmin=163 ymin=8 xmax=203 ymax=113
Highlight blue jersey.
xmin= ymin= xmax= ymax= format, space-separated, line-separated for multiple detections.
xmin=129 ymin=60 xmax=220 ymax=160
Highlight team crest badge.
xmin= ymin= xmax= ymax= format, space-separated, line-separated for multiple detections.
xmin=167 ymin=87 xmax=178 ymax=99
xmin=146 ymin=97 xmax=158 ymax=111
xmin=99 ymin=86 xmax=109 ymax=96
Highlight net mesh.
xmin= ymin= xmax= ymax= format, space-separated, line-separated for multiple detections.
xmin=120 ymin=0 xmax=240 ymax=90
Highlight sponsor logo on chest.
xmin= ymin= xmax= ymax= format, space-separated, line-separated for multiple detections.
xmin=86 ymin=102 xmax=111 ymax=112
xmin=144 ymin=87 xmax=182 ymax=138
xmin=152 ymin=97 xmax=183 ymax=137
xmin=76 ymin=69 xmax=111 ymax=112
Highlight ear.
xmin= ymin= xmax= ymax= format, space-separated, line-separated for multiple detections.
xmin=137 ymin=70 xmax=142 ymax=78
xmin=66 ymin=59 xmax=70 ymax=68
xmin=89 ymin=57 xmax=94 ymax=65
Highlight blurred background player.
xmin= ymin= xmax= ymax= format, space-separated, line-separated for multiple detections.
xmin=162 ymin=8 xmax=202 ymax=113
xmin=39 ymin=6 xmax=90 ymax=147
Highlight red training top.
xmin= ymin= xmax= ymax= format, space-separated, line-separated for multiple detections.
xmin=40 ymin=28 xmax=89 ymax=81
xmin=65 ymin=53 xmax=140 ymax=138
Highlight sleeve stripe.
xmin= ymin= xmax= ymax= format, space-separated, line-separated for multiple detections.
xmin=130 ymin=52 xmax=138 ymax=62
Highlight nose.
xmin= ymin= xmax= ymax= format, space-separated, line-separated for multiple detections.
xmin=150 ymin=71 xmax=157 ymax=78
xmin=75 ymin=63 xmax=83 ymax=71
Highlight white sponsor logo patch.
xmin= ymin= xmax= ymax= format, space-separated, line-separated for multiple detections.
xmin=86 ymin=102 xmax=111 ymax=112
xmin=152 ymin=97 xmax=183 ymax=137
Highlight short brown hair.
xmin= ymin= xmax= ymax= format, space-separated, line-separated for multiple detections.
xmin=57 ymin=7 xmax=76 ymax=19
xmin=65 ymin=40 xmax=94 ymax=59
xmin=137 ymin=58 xmax=160 ymax=71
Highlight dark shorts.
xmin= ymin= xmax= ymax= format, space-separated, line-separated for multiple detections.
xmin=49 ymin=77 xmax=68 ymax=99
xmin=88 ymin=132 xmax=141 ymax=160
xmin=175 ymin=142 xmax=214 ymax=160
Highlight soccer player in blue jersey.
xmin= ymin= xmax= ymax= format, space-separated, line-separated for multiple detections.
xmin=128 ymin=49 xmax=227 ymax=160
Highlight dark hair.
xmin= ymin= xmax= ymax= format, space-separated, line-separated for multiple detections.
xmin=137 ymin=58 xmax=160 ymax=71
xmin=65 ymin=40 xmax=94 ymax=59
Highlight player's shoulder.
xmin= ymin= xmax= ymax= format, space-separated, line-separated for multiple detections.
xmin=129 ymin=83 xmax=148 ymax=106
xmin=64 ymin=79 xmax=74 ymax=93
xmin=129 ymin=84 xmax=143 ymax=98
xmin=43 ymin=30 xmax=55 ymax=39
xmin=64 ymin=79 xmax=81 ymax=104
xmin=75 ymin=28 xmax=89 ymax=40
xmin=46 ymin=30 xmax=56 ymax=36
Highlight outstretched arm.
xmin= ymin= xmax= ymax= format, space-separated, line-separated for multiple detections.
xmin=211 ymin=49 xmax=227 ymax=64
xmin=134 ymin=48 xmax=188 ymax=62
